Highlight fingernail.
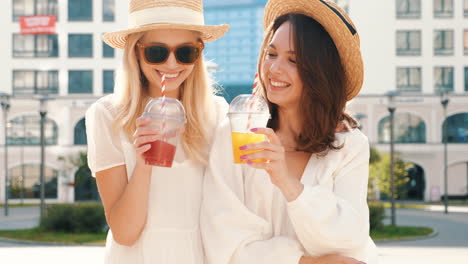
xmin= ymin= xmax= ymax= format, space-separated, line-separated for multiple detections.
xmin=250 ymin=128 xmax=258 ymax=132
xmin=240 ymin=155 xmax=247 ymax=160
xmin=247 ymin=160 xmax=253 ymax=164
xmin=239 ymin=145 xmax=247 ymax=150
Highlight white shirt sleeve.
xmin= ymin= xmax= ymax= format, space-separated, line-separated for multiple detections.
xmin=201 ymin=119 xmax=304 ymax=264
xmin=85 ymin=98 xmax=126 ymax=176
xmin=286 ymin=131 xmax=371 ymax=257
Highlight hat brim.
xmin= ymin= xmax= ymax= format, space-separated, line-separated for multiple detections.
xmin=103 ymin=23 xmax=229 ymax=49
xmin=264 ymin=0 xmax=364 ymax=101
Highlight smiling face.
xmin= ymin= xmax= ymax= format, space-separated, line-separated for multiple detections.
xmin=137 ymin=28 xmax=200 ymax=98
xmin=261 ymin=21 xmax=303 ymax=109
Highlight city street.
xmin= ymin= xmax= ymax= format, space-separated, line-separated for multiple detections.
xmin=0 ymin=206 xmax=467 ymax=263
xmin=378 ymin=207 xmax=468 ymax=264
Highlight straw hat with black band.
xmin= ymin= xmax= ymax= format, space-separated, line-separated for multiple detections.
xmin=103 ymin=0 xmax=229 ymax=49
xmin=263 ymin=0 xmax=364 ymax=101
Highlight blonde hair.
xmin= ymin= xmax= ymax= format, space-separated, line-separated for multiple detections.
xmin=113 ymin=32 xmax=216 ymax=165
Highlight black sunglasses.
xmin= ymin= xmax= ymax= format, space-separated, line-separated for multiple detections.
xmin=136 ymin=42 xmax=204 ymax=65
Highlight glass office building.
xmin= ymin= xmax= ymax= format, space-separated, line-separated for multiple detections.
xmin=204 ymin=0 xmax=268 ymax=102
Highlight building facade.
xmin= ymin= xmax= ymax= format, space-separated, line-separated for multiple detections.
xmin=0 ymin=0 xmax=467 ymax=204
xmin=0 ymin=0 xmax=128 ymax=204
xmin=348 ymin=0 xmax=468 ymax=200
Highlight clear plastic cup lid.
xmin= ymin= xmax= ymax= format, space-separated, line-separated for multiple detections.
xmin=143 ymin=97 xmax=187 ymax=123
xmin=228 ymin=94 xmax=270 ymax=116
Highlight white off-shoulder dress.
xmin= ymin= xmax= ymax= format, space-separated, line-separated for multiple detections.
xmin=201 ymin=118 xmax=379 ymax=264
xmin=85 ymin=94 xmax=228 ymax=264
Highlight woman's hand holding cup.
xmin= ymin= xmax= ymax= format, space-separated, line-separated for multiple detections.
xmin=133 ymin=116 xmax=160 ymax=167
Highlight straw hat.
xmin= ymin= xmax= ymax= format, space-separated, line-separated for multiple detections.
xmin=103 ymin=0 xmax=229 ymax=49
xmin=263 ymin=0 xmax=364 ymax=101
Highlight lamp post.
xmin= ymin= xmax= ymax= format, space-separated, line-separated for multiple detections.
xmin=35 ymin=94 xmax=52 ymax=219
xmin=440 ymin=91 xmax=449 ymax=214
xmin=466 ymin=162 xmax=468 ymax=201
xmin=0 ymin=93 xmax=10 ymax=216
xmin=386 ymin=91 xmax=399 ymax=226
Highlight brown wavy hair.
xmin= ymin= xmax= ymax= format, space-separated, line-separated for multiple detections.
xmin=258 ymin=14 xmax=358 ymax=154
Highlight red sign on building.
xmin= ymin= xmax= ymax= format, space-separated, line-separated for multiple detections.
xmin=20 ymin=15 xmax=56 ymax=35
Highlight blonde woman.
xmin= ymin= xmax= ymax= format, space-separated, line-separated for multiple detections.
xmin=85 ymin=0 xmax=228 ymax=263
xmin=201 ymin=0 xmax=377 ymax=264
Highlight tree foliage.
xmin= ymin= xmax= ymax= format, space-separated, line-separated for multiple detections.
xmin=369 ymin=147 xmax=412 ymax=200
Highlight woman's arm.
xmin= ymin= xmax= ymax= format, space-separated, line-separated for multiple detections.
xmin=242 ymin=129 xmax=371 ymax=257
xmin=96 ymin=163 xmax=151 ymax=246
xmin=300 ymin=255 xmax=366 ymax=264
xmin=285 ymin=132 xmax=371 ymax=255
xmin=87 ymin=107 xmax=159 ymax=246
xmin=201 ymin=120 xmax=305 ymax=264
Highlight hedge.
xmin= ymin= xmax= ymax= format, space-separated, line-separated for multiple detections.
xmin=40 ymin=203 xmax=107 ymax=233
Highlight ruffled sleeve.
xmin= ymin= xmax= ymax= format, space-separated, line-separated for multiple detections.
xmin=85 ymin=96 xmax=126 ymax=176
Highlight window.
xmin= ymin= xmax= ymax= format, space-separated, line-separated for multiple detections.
xmin=434 ymin=30 xmax=454 ymax=56
xmin=465 ymin=67 xmax=468 ymax=91
xmin=13 ymin=70 xmax=58 ymax=95
xmin=434 ymin=0 xmax=453 ymax=18
xmin=434 ymin=67 xmax=454 ymax=92
xmin=464 ymin=30 xmax=468 ymax=55
xmin=397 ymin=67 xmax=422 ymax=92
xmin=7 ymin=115 xmax=58 ymax=145
xmin=8 ymin=164 xmax=58 ymax=199
xmin=378 ymin=113 xmax=426 ymax=143
xmin=465 ymin=0 xmax=468 ymax=17
xmin=103 ymin=70 xmax=114 ymax=94
xmin=396 ymin=0 xmax=421 ymax=18
xmin=103 ymin=0 xmax=115 ymax=21
xmin=443 ymin=113 xmax=468 ymax=143
xmin=13 ymin=34 xmax=58 ymax=57
xmin=102 ymin=41 xmax=114 ymax=57
xmin=68 ymin=0 xmax=92 ymax=21
xmin=68 ymin=70 xmax=93 ymax=94
xmin=396 ymin=31 xmax=421 ymax=56
xmin=74 ymin=118 xmax=87 ymax=145
xmin=68 ymin=34 xmax=93 ymax=57
xmin=13 ymin=0 xmax=58 ymax=22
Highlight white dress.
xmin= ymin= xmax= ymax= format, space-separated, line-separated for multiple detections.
xmin=201 ymin=118 xmax=379 ymax=264
xmin=85 ymin=94 xmax=228 ymax=264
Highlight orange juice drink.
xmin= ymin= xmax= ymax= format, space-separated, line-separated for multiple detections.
xmin=231 ymin=132 xmax=266 ymax=164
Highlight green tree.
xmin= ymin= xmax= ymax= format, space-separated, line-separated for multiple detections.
xmin=369 ymin=150 xmax=412 ymax=200
xmin=58 ymin=152 xmax=99 ymax=201
xmin=369 ymin=147 xmax=381 ymax=165
xmin=368 ymin=147 xmax=381 ymax=200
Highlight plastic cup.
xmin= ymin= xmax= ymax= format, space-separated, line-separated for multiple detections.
xmin=141 ymin=97 xmax=186 ymax=167
xmin=228 ymin=94 xmax=270 ymax=164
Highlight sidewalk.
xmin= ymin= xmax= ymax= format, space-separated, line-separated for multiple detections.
xmin=0 ymin=206 xmax=40 ymax=230
xmin=424 ymin=205 xmax=468 ymax=213
xmin=380 ymin=208 xmax=468 ymax=247
xmin=378 ymin=208 xmax=468 ymax=264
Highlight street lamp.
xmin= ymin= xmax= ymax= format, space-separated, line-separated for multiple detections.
xmin=0 ymin=93 xmax=10 ymax=216
xmin=386 ymin=91 xmax=399 ymax=226
xmin=35 ymin=94 xmax=53 ymax=219
xmin=440 ymin=91 xmax=449 ymax=214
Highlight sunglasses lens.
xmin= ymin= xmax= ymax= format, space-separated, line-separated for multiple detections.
xmin=144 ymin=46 xmax=169 ymax=64
xmin=176 ymin=46 xmax=201 ymax=64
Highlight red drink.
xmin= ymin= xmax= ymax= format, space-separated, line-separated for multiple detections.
xmin=143 ymin=140 xmax=177 ymax=167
